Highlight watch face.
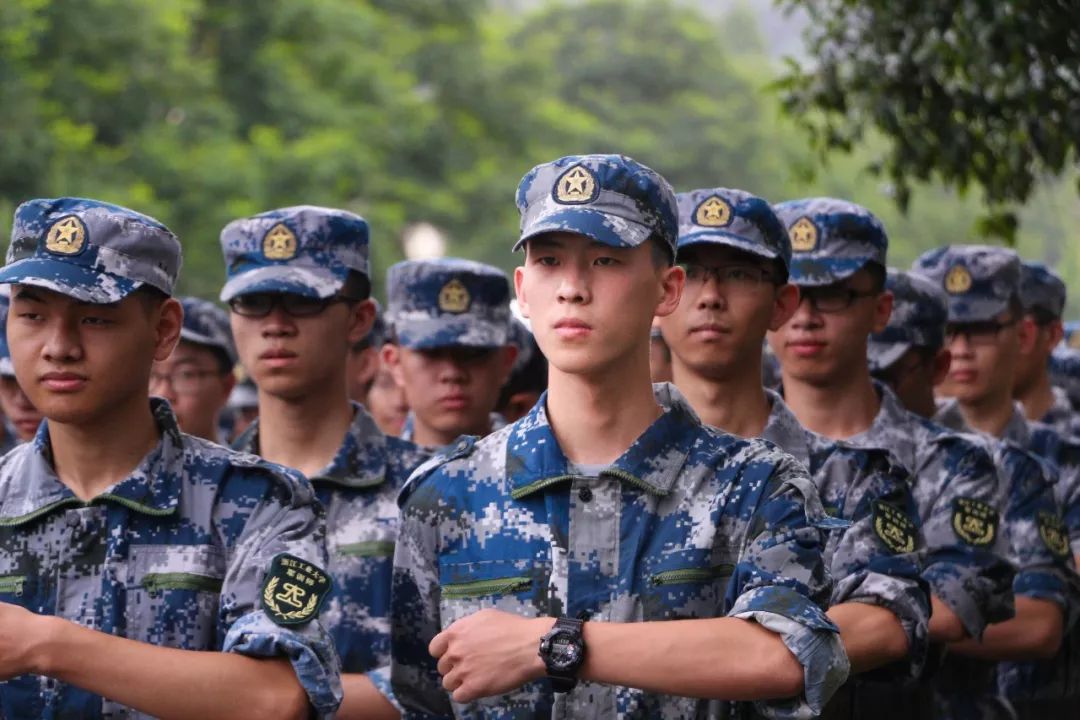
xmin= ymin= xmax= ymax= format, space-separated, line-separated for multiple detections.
xmin=547 ymin=631 xmax=582 ymax=670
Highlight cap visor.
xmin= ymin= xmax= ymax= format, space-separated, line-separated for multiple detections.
xmin=396 ymin=319 xmax=509 ymax=350
xmin=789 ymin=256 xmax=875 ymax=287
xmin=677 ymin=231 xmax=781 ymax=261
xmin=0 ymin=257 xmax=138 ymax=303
xmin=514 ymin=208 xmax=652 ymax=252
xmin=220 ymin=265 xmax=342 ymax=302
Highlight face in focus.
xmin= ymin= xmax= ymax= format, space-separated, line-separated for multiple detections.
xmin=230 ymin=294 xmax=372 ymax=401
xmin=768 ymin=268 xmax=892 ymax=388
xmin=0 ymin=374 xmax=44 ymax=441
xmin=149 ymin=341 xmax=234 ymax=441
xmin=514 ymin=233 xmax=683 ymax=380
xmin=938 ymin=313 xmax=1030 ymax=407
xmin=366 ymin=360 xmax=409 ymax=436
xmin=383 ymin=344 xmax=516 ymax=440
xmin=660 ymin=245 xmax=797 ymax=381
xmin=8 ymin=285 xmax=179 ymax=427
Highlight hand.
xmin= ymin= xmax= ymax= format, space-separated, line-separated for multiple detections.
xmin=0 ymin=601 xmax=49 ymax=679
xmin=429 ymin=609 xmax=555 ymax=703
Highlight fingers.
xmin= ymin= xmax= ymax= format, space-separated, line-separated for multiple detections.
xmin=429 ymin=629 xmax=449 ymax=659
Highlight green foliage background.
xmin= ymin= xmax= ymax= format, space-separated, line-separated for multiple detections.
xmin=1 ymin=0 xmax=1076 ymax=310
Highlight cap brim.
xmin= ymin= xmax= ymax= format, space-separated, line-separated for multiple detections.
xmin=396 ymin=318 xmax=509 ymax=351
xmin=867 ymin=340 xmax=911 ymax=373
xmin=0 ymin=257 xmax=139 ymax=303
xmin=220 ymin=265 xmax=341 ymax=302
xmin=789 ymin=256 xmax=876 ymax=287
xmin=677 ymin=231 xmax=782 ymax=262
xmin=514 ymin=208 xmax=652 ymax=252
xmin=179 ymin=328 xmax=238 ymax=365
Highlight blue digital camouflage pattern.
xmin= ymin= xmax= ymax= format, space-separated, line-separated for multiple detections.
xmin=1019 ymin=262 xmax=1066 ymax=319
xmin=1063 ymin=322 xmax=1080 ymax=350
xmin=0 ymin=294 xmax=12 ymax=377
xmin=1050 ymin=347 xmax=1080 ymax=413
xmin=515 ymin=154 xmax=678 ymax=258
xmin=0 ymin=399 xmax=342 ymax=718
xmin=399 ymin=410 xmax=507 ymax=451
xmin=932 ymin=399 xmax=1080 ymax=716
xmin=179 ymin=296 xmax=237 ymax=366
xmin=762 ymin=390 xmax=931 ymax=683
xmin=868 ymin=270 xmax=949 ymax=373
xmin=234 ymin=402 xmax=430 ymax=707
xmin=392 ymin=384 xmax=850 ymax=719
xmin=772 ymin=198 xmax=887 ymax=287
xmin=364 ymin=298 xmax=388 ymax=349
xmin=386 ymin=258 xmax=512 ymax=350
xmin=676 ymin=188 xmax=791 ymax=271
xmin=0 ymin=197 xmax=181 ymax=303
xmin=911 ymin=245 xmax=1021 ymax=324
xmin=1039 ymin=386 xmax=1080 ymax=439
xmin=219 ymin=205 xmax=369 ymax=302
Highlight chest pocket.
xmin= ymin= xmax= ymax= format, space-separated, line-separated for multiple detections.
xmin=126 ymin=545 xmax=225 ymax=649
xmin=438 ymin=557 xmax=552 ymax=627
xmin=641 ymin=546 xmax=736 ymax=620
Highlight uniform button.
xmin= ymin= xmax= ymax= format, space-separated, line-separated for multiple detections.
xmin=578 ymin=487 xmax=593 ymax=503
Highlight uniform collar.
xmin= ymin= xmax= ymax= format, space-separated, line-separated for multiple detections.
xmin=934 ymin=397 xmax=1032 ymax=446
xmin=0 ymin=398 xmax=183 ymax=525
xmin=507 ymin=382 xmax=699 ymax=499
xmin=762 ymin=389 xmax=812 ymax=466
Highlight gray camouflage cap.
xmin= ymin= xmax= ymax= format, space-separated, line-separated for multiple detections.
xmin=179 ymin=296 xmax=237 ymax=366
xmin=868 ymin=269 xmax=948 ymax=372
xmin=386 ymin=258 xmax=512 ymax=350
xmin=0 ymin=197 xmax=181 ymax=303
xmin=676 ymin=188 xmax=791 ymax=271
xmin=911 ymin=245 xmax=1021 ymax=323
xmin=219 ymin=205 xmax=369 ymax=302
xmin=773 ymin=197 xmax=888 ymax=286
xmin=1020 ymin=261 xmax=1066 ymax=319
xmin=515 ymin=154 xmax=678 ymax=259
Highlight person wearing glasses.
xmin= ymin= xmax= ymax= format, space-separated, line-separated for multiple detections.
xmin=149 ymin=296 xmax=237 ymax=442
xmin=0 ymin=198 xmax=341 ymax=718
xmin=381 ymin=258 xmax=517 ymax=449
xmin=661 ymin=189 xmax=931 ymax=717
xmin=910 ymin=246 xmax=1080 ymax=719
xmin=220 ymin=205 xmax=428 ymax=720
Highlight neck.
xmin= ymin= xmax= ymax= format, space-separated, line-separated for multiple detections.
xmin=957 ymin=393 xmax=1016 ymax=439
xmin=412 ymin=415 xmax=491 ymax=449
xmin=256 ymin=377 xmax=354 ymax=478
xmin=1016 ymin=368 xmax=1055 ymax=422
xmin=545 ymin=349 xmax=661 ymax=465
xmin=782 ymin=365 xmax=880 ymax=440
xmin=49 ymin=394 xmax=161 ymax=501
xmin=670 ymin=356 xmax=770 ymax=438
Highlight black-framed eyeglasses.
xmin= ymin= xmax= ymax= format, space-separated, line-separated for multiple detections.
xmin=798 ymin=286 xmax=877 ymax=313
xmin=228 ymin=293 xmax=348 ymax=318
xmin=945 ymin=320 xmax=1016 ymax=347
xmin=677 ymin=262 xmax=775 ymax=288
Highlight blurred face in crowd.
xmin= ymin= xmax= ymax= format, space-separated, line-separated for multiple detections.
xmin=382 ymin=343 xmax=516 ymax=443
xmin=873 ymin=345 xmax=951 ymax=420
xmin=660 ymin=245 xmax=797 ymax=381
xmin=8 ymin=285 xmax=180 ymax=427
xmin=937 ymin=310 xmax=1034 ymax=409
xmin=149 ymin=340 xmax=234 ymax=441
xmin=366 ymin=359 xmax=409 ymax=436
xmin=515 ymin=233 xmax=682 ymax=381
xmin=649 ymin=322 xmax=673 ymax=384
xmin=768 ymin=267 xmax=892 ymax=388
xmin=1012 ymin=312 xmax=1063 ymax=397
xmin=346 ymin=341 xmax=380 ymax=407
xmin=0 ymin=372 xmax=44 ymax=441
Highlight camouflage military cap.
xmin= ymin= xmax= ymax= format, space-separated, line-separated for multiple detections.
xmin=179 ymin=296 xmax=237 ymax=366
xmin=219 ymin=205 xmax=369 ymax=302
xmin=514 ymin=154 xmax=678 ymax=258
xmin=0 ymin=197 xmax=181 ymax=303
xmin=868 ymin=269 xmax=948 ymax=372
xmin=363 ymin=298 xmax=387 ymax=349
xmin=1019 ymin=261 xmax=1066 ymax=319
xmin=911 ymin=245 xmax=1020 ymax=323
xmin=676 ymin=187 xmax=791 ymax=271
xmin=0 ymin=294 xmax=12 ymax=377
xmin=386 ymin=258 xmax=512 ymax=350
xmin=773 ymin=197 xmax=888 ymax=286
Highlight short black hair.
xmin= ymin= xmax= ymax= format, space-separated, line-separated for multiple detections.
xmin=649 ymin=235 xmax=675 ymax=268
xmin=865 ymin=263 xmax=887 ymax=293
xmin=340 ymin=270 xmax=371 ymax=302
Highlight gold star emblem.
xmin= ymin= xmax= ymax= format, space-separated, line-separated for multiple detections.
xmin=944 ymin=265 xmax=972 ymax=295
xmin=554 ymin=165 xmax=597 ymax=205
xmin=263 ymin=223 xmax=297 ymax=260
xmin=438 ymin=278 xmax=471 ymax=314
xmin=789 ymin=217 xmax=818 ymax=252
xmin=45 ymin=216 xmax=87 ymax=255
xmin=694 ymin=196 xmax=732 ymax=227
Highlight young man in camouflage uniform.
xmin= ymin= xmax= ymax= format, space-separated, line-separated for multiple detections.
xmin=221 ymin=205 xmax=428 ymax=719
xmin=391 ymin=154 xmax=850 ymax=719
xmin=383 ymin=258 xmax=518 ymax=448
xmin=0 ymin=198 xmax=341 ymax=718
xmin=0 ymin=294 xmax=44 ymax=447
xmin=913 ymin=245 xmax=1079 ymax=719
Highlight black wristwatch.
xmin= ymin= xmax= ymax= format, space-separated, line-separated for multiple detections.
xmin=538 ymin=616 xmax=586 ymax=693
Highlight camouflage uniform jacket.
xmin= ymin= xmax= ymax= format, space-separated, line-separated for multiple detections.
xmin=0 ymin=400 xmax=342 ymax=718
xmin=1040 ymin=386 xmax=1080 ymax=441
xmin=235 ymin=402 xmax=429 ymax=705
xmin=392 ymin=383 xmax=850 ymax=719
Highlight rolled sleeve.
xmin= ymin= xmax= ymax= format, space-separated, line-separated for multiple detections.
xmin=366 ymin=665 xmax=402 ymax=712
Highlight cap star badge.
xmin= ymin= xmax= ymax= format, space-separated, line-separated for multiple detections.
xmin=944 ymin=265 xmax=973 ymax=295
xmin=553 ymin=165 xmax=599 ymax=205
xmin=789 ymin=217 xmax=818 ymax=252
xmin=694 ymin=196 xmax=732 ymax=227
xmin=263 ymin=223 xmax=298 ymax=261
xmin=44 ymin=216 xmax=87 ymax=256
xmin=438 ymin=278 xmax=471 ymax=314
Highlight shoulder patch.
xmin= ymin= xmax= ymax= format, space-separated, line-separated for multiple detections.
xmin=952 ymin=497 xmax=997 ymax=547
xmin=261 ymin=553 xmax=331 ymax=626
xmin=397 ymin=435 xmax=478 ymax=507
xmin=1038 ymin=511 xmax=1070 ymax=558
xmin=873 ymin=499 xmax=916 ymax=554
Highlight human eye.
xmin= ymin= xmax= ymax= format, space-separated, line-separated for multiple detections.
xmin=81 ymin=315 xmax=114 ymax=326
xmin=593 ymin=256 xmax=620 ymax=267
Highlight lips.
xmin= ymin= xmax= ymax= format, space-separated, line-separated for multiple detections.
xmin=785 ymin=338 xmax=827 ymax=358
xmin=39 ymin=371 xmax=88 ymax=392
xmin=437 ymin=394 xmax=470 ymax=410
xmin=949 ymin=369 xmax=977 ymax=383
xmin=689 ymin=322 xmax=731 ymax=339
xmin=260 ymin=348 xmax=298 ymax=360
xmin=553 ymin=318 xmax=592 ymax=339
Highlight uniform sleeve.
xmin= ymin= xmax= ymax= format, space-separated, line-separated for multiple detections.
xmin=918 ymin=439 xmax=1015 ymax=639
xmin=728 ymin=454 xmax=851 ymax=719
xmin=391 ymin=473 xmax=457 ymax=719
xmin=818 ymin=447 xmax=931 ymax=680
xmin=216 ymin=466 xmax=343 ymax=719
